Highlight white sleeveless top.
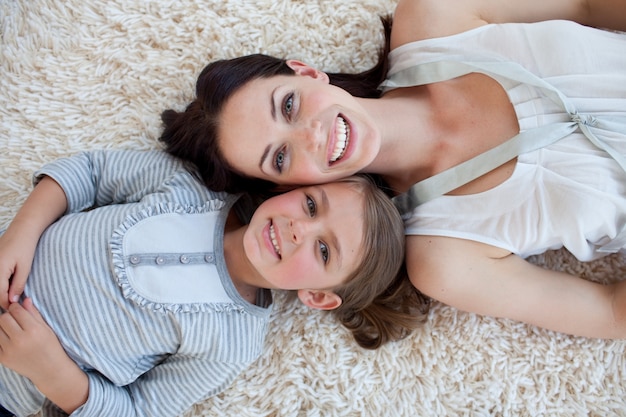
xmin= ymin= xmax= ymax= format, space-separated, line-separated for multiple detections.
xmin=382 ymin=20 xmax=626 ymax=261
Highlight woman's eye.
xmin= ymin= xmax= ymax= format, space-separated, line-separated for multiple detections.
xmin=283 ymin=93 xmax=294 ymax=118
xmin=319 ymin=241 xmax=329 ymax=264
xmin=306 ymin=195 xmax=316 ymax=217
xmin=274 ymin=148 xmax=286 ymax=172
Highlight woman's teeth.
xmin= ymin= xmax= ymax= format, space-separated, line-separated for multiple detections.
xmin=331 ymin=116 xmax=349 ymax=163
xmin=269 ymin=223 xmax=281 ymax=257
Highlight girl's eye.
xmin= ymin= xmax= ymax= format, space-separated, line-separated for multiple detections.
xmin=283 ymin=93 xmax=294 ymax=118
xmin=274 ymin=148 xmax=286 ymax=173
xmin=305 ymin=194 xmax=327 ymax=263
xmin=319 ymin=241 xmax=329 ymax=264
xmin=306 ymin=195 xmax=316 ymax=217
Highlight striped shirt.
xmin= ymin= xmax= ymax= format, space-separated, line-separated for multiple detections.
xmin=0 ymin=150 xmax=272 ymax=417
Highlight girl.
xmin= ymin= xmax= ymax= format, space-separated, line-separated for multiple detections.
xmin=0 ymin=149 xmax=423 ymax=416
xmin=159 ymin=0 xmax=626 ymax=340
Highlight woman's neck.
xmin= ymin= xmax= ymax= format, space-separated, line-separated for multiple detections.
xmin=363 ymin=74 xmax=521 ymax=195
xmin=359 ymin=87 xmax=445 ymax=194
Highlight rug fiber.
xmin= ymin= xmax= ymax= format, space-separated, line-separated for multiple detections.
xmin=1 ymin=1 xmax=625 ymax=416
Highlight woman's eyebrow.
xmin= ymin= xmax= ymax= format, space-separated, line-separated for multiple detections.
xmin=259 ymin=89 xmax=280 ymax=171
xmin=259 ymin=145 xmax=271 ymax=172
xmin=270 ymin=87 xmax=279 ymax=121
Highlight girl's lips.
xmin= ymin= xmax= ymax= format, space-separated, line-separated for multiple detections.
xmin=264 ymin=220 xmax=281 ymax=259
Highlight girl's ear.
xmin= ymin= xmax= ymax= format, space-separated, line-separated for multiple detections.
xmin=286 ymin=60 xmax=330 ymax=83
xmin=297 ymin=289 xmax=342 ymax=310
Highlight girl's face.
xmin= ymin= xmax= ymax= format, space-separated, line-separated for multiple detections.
xmin=218 ymin=62 xmax=381 ymax=186
xmin=244 ymin=181 xmax=365 ymax=292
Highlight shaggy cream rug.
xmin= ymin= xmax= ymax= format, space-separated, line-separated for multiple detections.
xmin=2 ymin=1 xmax=625 ymax=416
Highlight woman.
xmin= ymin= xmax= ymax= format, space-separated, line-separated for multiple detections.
xmin=160 ymin=0 xmax=626 ymax=339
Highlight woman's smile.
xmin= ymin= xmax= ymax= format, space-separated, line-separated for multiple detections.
xmin=218 ymin=71 xmax=380 ymax=185
xmin=329 ymin=114 xmax=351 ymax=165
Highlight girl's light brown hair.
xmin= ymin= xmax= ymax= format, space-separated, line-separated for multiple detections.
xmin=326 ymin=175 xmax=429 ymax=349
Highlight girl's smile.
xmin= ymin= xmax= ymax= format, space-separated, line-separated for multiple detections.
xmin=266 ymin=220 xmax=281 ymax=258
xmin=240 ymin=181 xmax=366 ymax=292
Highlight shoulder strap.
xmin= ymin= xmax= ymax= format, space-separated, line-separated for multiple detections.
xmin=386 ymin=59 xmax=626 ymax=213
xmin=391 ymin=123 xmax=577 ymax=213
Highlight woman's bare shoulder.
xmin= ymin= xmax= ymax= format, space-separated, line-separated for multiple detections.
xmin=390 ymin=0 xmax=487 ymax=49
xmin=405 ymin=235 xmax=511 ymax=287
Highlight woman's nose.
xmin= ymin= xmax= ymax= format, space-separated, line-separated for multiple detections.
xmin=298 ymin=120 xmax=323 ymax=152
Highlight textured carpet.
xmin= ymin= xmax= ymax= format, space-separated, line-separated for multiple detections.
xmin=1 ymin=1 xmax=625 ymax=416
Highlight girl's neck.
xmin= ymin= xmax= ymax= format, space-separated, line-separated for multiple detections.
xmin=223 ymin=212 xmax=262 ymax=304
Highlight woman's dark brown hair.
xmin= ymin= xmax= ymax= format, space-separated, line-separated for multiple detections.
xmin=161 ymin=17 xmax=428 ymax=348
xmin=159 ymin=17 xmax=392 ymax=194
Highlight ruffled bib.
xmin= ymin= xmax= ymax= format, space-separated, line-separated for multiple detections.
xmin=109 ymin=199 xmax=247 ymax=314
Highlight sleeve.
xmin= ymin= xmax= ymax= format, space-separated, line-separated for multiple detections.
xmin=32 ymin=150 xmax=197 ymax=214
xmin=71 ymin=355 xmax=247 ymax=417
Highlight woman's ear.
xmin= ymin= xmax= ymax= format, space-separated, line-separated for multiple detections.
xmin=297 ymin=289 xmax=342 ymax=310
xmin=286 ymin=60 xmax=330 ymax=83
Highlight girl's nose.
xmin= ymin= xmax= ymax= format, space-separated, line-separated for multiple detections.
xmin=289 ymin=217 xmax=315 ymax=244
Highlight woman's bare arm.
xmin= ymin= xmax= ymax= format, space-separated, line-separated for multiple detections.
xmin=476 ymin=0 xmax=626 ymax=30
xmin=391 ymin=0 xmax=626 ymax=48
xmin=407 ymin=235 xmax=626 ymax=338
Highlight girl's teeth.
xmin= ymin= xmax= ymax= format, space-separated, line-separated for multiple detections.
xmin=269 ymin=224 xmax=281 ymax=256
xmin=331 ymin=116 xmax=349 ymax=163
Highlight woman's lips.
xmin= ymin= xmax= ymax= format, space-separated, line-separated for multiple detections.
xmin=329 ymin=114 xmax=350 ymax=165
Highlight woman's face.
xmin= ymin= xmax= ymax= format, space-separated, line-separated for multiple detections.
xmin=218 ymin=62 xmax=381 ymax=185
xmin=243 ymin=181 xmax=365 ymax=292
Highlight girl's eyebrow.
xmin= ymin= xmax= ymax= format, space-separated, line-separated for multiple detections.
xmin=320 ymin=188 xmax=342 ymax=270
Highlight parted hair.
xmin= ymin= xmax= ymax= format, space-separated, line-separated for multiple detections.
xmin=326 ymin=174 xmax=429 ymax=349
xmin=161 ymin=16 xmax=429 ymax=348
